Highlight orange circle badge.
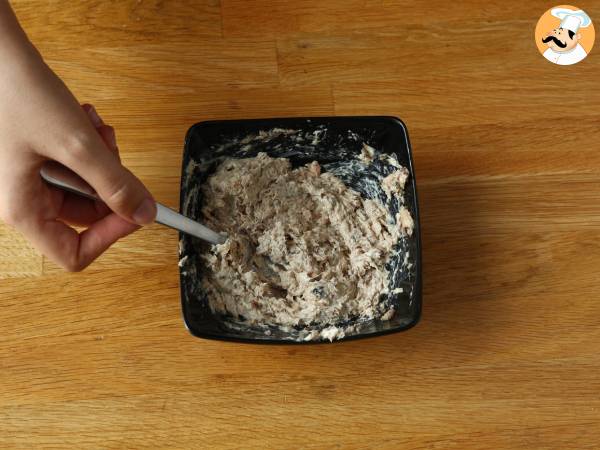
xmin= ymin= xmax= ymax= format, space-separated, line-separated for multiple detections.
xmin=535 ymin=5 xmax=595 ymax=65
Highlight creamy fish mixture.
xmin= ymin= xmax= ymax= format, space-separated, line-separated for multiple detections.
xmin=199 ymin=148 xmax=413 ymax=341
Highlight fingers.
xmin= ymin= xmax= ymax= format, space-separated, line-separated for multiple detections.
xmin=19 ymin=210 xmax=139 ymax=272
xmin=81 ymin=104 xmax=120 ymax=161
xmin=82 ymin=103 xmax=103 ymax=127
xmin=44 ymin=184 xmax=109 ymax=226
xmin=52 ymin=106 xmax=156 ymax=226
xmin=57 ymin=191 xmax=111 ymax=227
xmin=76 ymin=213 xmax=139 ymax=269
xmin=11 ymin=169 xmax=138 ymax=271
xmin=98 ymin=125 xmax=119 ymax=159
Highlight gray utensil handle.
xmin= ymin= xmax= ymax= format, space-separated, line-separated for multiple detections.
xmin=155 ymin=203 xmax=225 ymax=244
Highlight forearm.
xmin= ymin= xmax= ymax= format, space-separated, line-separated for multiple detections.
xmin=0 ymin=1 xmax=41 ymax=64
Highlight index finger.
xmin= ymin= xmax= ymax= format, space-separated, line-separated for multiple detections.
xmin=21 ymin=212 xmax=139 ymax=271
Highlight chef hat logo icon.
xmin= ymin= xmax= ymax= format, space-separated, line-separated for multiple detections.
xmin=535 ymin=5 xmax=595 ymax=65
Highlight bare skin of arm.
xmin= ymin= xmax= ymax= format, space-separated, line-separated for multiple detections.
xmin=0 ymin=1 xmax=156 ymax=271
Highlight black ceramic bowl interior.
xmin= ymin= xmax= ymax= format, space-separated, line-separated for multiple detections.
xmin=178 ymin=116 xmax=421 ymax=343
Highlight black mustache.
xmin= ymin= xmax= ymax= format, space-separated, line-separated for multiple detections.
xmin=542 ymin=35 xmax=567 ymax=48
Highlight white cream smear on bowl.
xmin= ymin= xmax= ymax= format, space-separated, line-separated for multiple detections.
xmin=198 ymin=144 xmax=413 ymax=342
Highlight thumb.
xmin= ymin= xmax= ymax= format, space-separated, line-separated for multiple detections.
xmin=54 ymin=132 xmax=157 ymax=225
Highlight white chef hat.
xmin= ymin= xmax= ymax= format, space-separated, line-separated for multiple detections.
xmin=551 ymin=7 xmax=592 ymax=33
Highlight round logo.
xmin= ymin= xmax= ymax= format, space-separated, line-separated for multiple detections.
xmin=535 ymin=5 xmax=595 ymax=65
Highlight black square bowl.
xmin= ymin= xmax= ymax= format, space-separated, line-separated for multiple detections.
xmin=178 ymin=116 xmax=422 ymax=344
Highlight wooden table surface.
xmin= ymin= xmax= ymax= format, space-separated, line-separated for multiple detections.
xmin=2 ymin=1 xmax=600 ymax=448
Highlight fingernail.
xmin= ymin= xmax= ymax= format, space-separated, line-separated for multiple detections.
xmin=132 ymin=198 xmax=156 ymax=225
xmin=88 ymin=106 xmax=103 ymax=127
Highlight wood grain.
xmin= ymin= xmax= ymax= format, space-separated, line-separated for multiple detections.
xmin=2 ymin=0 xmax=600 ymax=448
xmin=221 ymin=0 xmax=546 ymax=37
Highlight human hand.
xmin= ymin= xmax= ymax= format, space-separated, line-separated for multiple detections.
xmin=0 ymin=55 xmax=156 ymax=271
